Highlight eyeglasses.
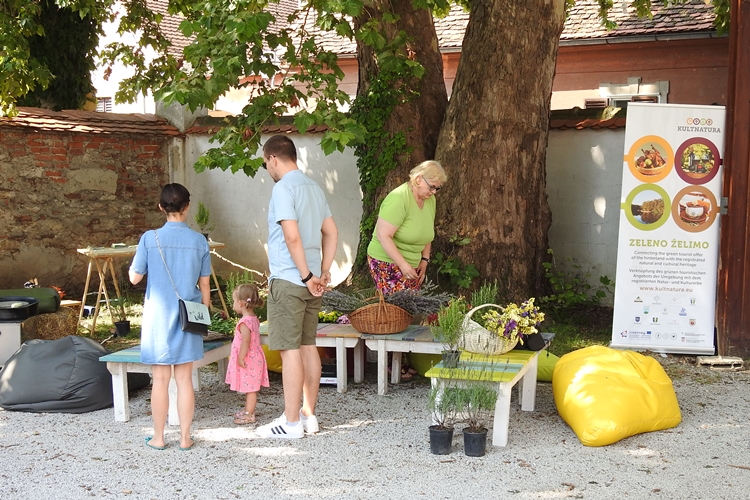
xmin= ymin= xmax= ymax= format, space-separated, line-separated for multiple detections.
xmin=422 ymin=176 xmax=442 ymax=192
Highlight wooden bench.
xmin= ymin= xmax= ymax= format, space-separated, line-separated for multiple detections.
xmin=425 ymin=350 xmax=543 ymax=447
xmin=99 ymin=341 xmax=231 ymax=424
xmin=362 ymin=326 xmax=442 ymax=395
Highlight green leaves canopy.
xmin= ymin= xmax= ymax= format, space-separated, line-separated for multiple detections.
xmin=0 ymin=0 xmax=731 ymax=171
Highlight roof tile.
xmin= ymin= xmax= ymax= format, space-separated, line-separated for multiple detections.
xmin=0 ymin=108 xmax=181 ymax=136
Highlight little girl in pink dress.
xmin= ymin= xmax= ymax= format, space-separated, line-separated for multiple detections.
xmin=225 ymin=283 xmax=269 ymax=424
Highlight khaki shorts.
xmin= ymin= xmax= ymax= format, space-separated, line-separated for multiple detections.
xmin=267 ymin=278 xmax=322 ymax=350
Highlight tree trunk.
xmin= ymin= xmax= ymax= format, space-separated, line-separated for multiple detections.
xmin=435 ymin=0 xmax=565 ymax=300
xmin=351 ymin=1 xmax=448 ymax=277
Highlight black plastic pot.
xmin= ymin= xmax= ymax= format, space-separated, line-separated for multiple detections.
xmin=429 ymin=425 xmax=454 ymax=455
xmin=114 ymin=320 xmax=131 ymax=337
xmin=0 ymin=297 xmax=40 ymax=322
xmin=463 ymin=428 xmax=488 ymax=457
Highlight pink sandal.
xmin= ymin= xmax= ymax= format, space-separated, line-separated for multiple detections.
xmin=233 ymin=411 xmax=256 ymax=425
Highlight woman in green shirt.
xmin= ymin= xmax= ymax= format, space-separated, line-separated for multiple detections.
xmin=366 ymin=160 xmax=446 ymax=380
xmin=367 ymin=160 xmax=447 ymax=295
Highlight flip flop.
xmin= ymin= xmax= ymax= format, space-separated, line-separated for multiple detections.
xmin=179 ymin=436 xmax=195 ymax=451
xmin=145 ymin=436 xmax=167 ymax=450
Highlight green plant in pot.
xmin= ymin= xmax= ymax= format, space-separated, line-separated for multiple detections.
xmin=427 ymin=384 xmax=460 ymax=455
xmin=431 ymin=298 xmax=466 ymax=368
xmin=195 ymin=201 xmax=214 ymax=239
xmin=109 ymin=296 xmax=130 ymax=337
xmin=456 ymin=375 xmax=498 ymax=457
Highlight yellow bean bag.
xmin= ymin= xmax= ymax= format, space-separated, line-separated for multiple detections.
xmin=262 ymin=345 xmax=283 ymax=373
xmin=537 ymin=350 xmax=559 ymax=382
xmin=261 ymin=345 xmax=329 ymax=374
xmin=552 ymin=346 xmax=681 ymax=446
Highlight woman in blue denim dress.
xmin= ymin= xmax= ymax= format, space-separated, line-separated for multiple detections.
xmin=129 ymin=183 xmax=211 ymax=451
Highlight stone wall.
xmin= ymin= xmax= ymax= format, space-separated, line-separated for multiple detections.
xmin=0 ymin=123 xmax=174 ymax=296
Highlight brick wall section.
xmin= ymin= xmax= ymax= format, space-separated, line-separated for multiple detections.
xmin=0 ymin=108 xmax=180 ymax=296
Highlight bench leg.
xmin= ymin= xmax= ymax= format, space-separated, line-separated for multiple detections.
xmin=107 ymin=363 xmax=130 ymax=422
xmin=168 ymin=374 xmax=180 ymax=426
xmin=192 ymin=367 xmax=201 ymax=392
xmin=353 ymin=341 xmax=364 ymax=383
xmin=391 ymin=352 xmax=402 ymax=384
xmin=217 ymin=357 xmax=228 ymax=382
xmin=492 ymin=383 xmax=512 ymax=447
xmin=377 ymin=341 xmax=388 ymax=395
xmin=519 ymin=355 xmax=539 ymax=411
xmin=335 ymin=337 xmax=348 ymax=393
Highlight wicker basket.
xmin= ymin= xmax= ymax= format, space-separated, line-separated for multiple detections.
xmin=461 ymin=304 xmax=518 ymax=355
xmin=348 ymin=291 xmax=413 ymax=335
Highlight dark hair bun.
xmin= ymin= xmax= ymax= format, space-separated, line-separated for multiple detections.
xmin=160 ymin=183 xmax=190 ymax=213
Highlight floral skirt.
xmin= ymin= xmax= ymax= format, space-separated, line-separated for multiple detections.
xmin=367 ymin=256 xmax=420 ymax=296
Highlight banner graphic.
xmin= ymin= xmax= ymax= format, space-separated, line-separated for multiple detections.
xmin=611 ymin=103 xmax=725 ymax=354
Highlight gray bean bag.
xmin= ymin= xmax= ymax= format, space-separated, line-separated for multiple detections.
xmin=0 ymin=336 xmax=148 ymax=413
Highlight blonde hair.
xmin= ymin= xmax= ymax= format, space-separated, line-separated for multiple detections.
xmin=409 ymin=160 xmax=447 ymax=187
xmin=233 ymin=283 xmax=264 ymax=310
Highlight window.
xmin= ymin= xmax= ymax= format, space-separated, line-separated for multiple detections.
xmin=596 ymin=77 xmax=668 ymax=109
xmin=96 ymin=97 xmax=112 ymax=113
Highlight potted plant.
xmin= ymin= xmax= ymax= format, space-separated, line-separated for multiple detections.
xmin=109 ymin=297 xmax=130 ymax=336
xmin=456 ymin=376 xmax=498 ymax=457
xmin=195 ymin=201 xmax=214 ymax=239
xmin=427 ymin=384 xmax=460 ymax=455
xmin=463 ymin=298 xmax=546 ymax=355
xmin=430 ymin=298 xmax=466 ymax=368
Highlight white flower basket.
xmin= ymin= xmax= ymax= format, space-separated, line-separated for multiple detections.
xmin=461 ymin=304 xmax=519 ymax=355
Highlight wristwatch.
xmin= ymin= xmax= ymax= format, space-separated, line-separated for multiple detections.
xmin=421 ymin=257 xmax=430 ymax=263
xmin=301 ymin=271 xmax=314 ymax=283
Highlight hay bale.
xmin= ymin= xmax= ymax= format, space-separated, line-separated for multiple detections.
xmin=22 ymin=307 xmax=79 ymax=340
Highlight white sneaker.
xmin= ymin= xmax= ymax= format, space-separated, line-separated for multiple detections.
xmin=300 ymin=410 xmax=319 ymax=434
xmin=256 ymin=416 xmax=304 ymax=439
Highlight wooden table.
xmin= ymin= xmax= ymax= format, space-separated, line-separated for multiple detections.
xmin=260 ymin=322 xmax=365 ymax=393
xmin=99 ymin=341 xmax=231 ymax=424
xmin=77 ymin=241 xmax=229 ymax=332
xmin=362 ymin=326 xmax=442 ymax=395
xmin=425 ymin=350 xmax=542 ymax=447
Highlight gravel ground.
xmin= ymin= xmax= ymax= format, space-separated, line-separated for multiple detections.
xmin=1 ymin=356 xmax=749 ymax=500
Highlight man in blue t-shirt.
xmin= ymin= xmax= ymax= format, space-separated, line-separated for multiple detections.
xmin=256 ymin=135 xmax=338 ymax=439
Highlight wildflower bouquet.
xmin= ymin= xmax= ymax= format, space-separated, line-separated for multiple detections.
xmin=479 ymin=298 xmax=545 ymax=346
xmin=462 ymin=298 xmax=546 ymax=355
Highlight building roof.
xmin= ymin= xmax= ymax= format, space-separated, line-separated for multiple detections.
xmin=548 ymin=116 xmax=627 ymax=130
xmin=0 ymin=108 xmax=181 ymax=136
xmin=182 ymin=109 xmax=628 ymax=135
xmin=147 ymin=0 xmax=191 ymax=58
xmin=562 ymin=0 xmax=717 ymax=42
xmin=147 ymin=0 xmax=299 ymax=58
xmin=149 ymin=0 xmax=717 ymax=58
xmin=0 ymin=105 xmax=625 ymax=136
xmin=184 ymin=116 xmax=328 ymax=135
xmin=548 ymin=107 xmax=627 ymax=130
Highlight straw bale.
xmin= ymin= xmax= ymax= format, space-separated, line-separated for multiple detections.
xmin=22 ymin=307 xmax=79 ymax=340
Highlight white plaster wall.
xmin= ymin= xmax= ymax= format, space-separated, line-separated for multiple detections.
xmin=171 ymin=128 xmax=625 ymax=297
xmin=176 ymin=134 xmax=362 ymax=287
xmin=546 ymin=128 xmax=625 ymax=301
